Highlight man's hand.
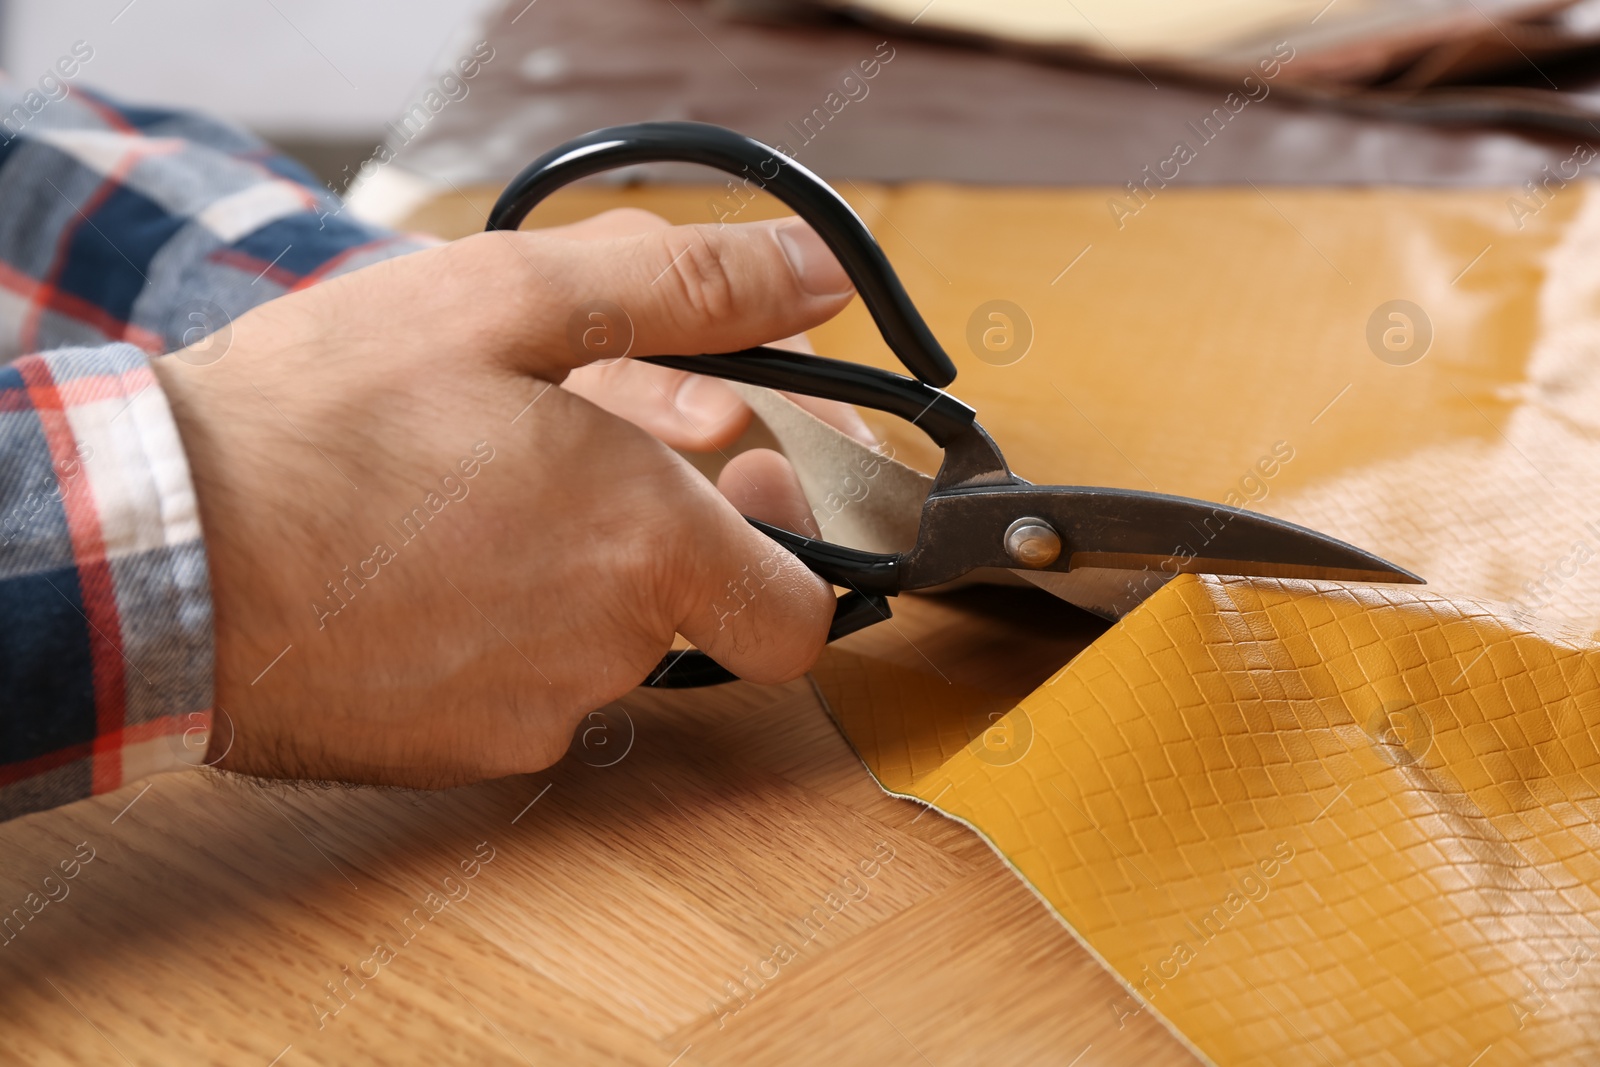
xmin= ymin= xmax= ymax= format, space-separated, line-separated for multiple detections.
xmin=550 ymin=208 xmax=876 ymax=451
xmin=152 ymin=213 xmax=856 ymax=787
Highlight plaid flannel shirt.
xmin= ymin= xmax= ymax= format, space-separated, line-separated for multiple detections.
xmin=0 ymin=81 xmax=423 ymax=820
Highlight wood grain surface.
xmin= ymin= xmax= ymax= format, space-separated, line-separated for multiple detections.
xmin=0 ymin=584 xmax=1193 ymax=1065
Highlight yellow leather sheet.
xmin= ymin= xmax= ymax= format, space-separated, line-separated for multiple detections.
xmin=815 ymin=576 xmax=1600 ymax=1065
xmin=793 ymin=183 xmax=1600 ymax=1064
xmin=465 ymin=179 xmax=1600 ymax=1062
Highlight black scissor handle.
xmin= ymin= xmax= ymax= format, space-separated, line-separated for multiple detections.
xmin=635 ymin=353 xmax=919 ymax=687
xmin=489 ymin=123 xmax=962 ymax=688
xmin=645 ymin=589 xmax=891 ymax=688
xmin=642 ymin=349 xmax=977 ymax=447
xmin=485 ymin=121 xmax=957 ymax=388
xmin=648 ymin=349 xmax=993 ymax=594
xmin=745 ymin=517 xmax=902 ymax=595
xmin=645 ymin=348 xmax=1015 ymax=494
xmin=632 ymin=348 xmax=1011 ymax=687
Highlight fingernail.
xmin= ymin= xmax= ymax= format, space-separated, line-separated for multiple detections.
xmin=675 ymin=374 xmax=743 ymax=429
xmin=774 ymin=219 xmax=854 ymax=297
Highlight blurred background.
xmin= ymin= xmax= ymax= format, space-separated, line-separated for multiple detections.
xmin=0 ymin=0 xmax=500 ymax=185
xmin=8 ymin=0 xmax=1600 ymax=211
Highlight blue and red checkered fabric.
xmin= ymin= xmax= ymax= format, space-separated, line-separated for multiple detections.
xmin=0 ymin=81 xmax=425 ymax=820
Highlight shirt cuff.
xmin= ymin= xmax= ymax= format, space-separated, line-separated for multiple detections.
xmin=0 ymin=343 xmax=214 ymax=820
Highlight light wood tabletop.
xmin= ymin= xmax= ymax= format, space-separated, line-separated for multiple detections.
xmin=0 ymin=579 xmax=1194 ymax=1065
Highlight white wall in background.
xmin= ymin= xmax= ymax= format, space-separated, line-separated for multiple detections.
xmin=0 ymin=0 xmax=500 ymax=136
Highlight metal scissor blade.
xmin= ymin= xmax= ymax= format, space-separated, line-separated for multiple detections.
xmin=904 ymin=485 xmax=1423 ymax=589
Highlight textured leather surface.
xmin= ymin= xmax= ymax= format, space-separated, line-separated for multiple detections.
xmin=794 ymin=185 xmax=1600 ymax=1064
xmin=814 ymin=576 xmax=1600 ymax=1065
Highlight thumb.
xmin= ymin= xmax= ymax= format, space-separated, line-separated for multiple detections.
xmin=497 ymin=217 xmax=856 ymax=378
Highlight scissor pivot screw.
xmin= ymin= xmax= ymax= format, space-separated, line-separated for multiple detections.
xmin=1004 ymin=518 xmax=1061 ymax=569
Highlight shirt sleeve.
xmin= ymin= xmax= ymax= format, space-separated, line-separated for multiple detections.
xmin=0 ymin=343 xmax=211 ymax=819
xmin=0 ymin=81 xmax=429 ymax=359
xmin=0 ymin=82 xmax=429 ymax=819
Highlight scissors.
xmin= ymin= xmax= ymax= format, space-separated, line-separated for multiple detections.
xmin=487 ymin=122 xmax=1423 ymax=688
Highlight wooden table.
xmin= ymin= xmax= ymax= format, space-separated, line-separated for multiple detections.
xmin=0 ymin=576 xmax=1193 ymax=1064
